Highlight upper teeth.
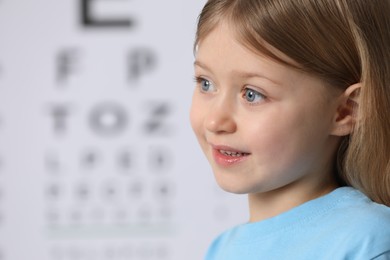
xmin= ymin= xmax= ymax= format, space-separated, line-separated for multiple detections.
xmin=219 ymin=150 xmax=245 ymax=157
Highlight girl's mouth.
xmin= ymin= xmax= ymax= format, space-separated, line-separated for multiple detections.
xmin=211 ymin=145 xmax=250 ymax=166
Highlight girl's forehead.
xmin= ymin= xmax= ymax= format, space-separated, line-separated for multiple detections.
xmin=196 ymin=23 xmax=297 ymax=73
xmin=198 ymin=21 xmax=300 ymax=71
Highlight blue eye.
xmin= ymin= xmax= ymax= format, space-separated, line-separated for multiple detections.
xmin=195 ymin=76 xmax=215 ymax=92
xmin=201 ymin=79 xmax=212 ymax=91
xmin=243 ymin=88 xmax=266 ymax=103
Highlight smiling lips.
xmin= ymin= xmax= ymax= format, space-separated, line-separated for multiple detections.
xmin=211 ymin=145 xmax=251 ymax=166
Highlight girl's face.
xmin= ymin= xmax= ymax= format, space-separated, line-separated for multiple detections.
xmin=190 ymin=23 xmax=342 ymax=197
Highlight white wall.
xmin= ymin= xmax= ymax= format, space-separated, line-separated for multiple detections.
xmin=0 ymin=1 xmax=247 ymax=260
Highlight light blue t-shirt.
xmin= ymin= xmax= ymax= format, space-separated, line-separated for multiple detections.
xmin=205 ymin=187 xmax=390 ymax=260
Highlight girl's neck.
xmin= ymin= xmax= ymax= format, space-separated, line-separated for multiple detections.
xmin=247 ymin=179 xmax=339 ymax=223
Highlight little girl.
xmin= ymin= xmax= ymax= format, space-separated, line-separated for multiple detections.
xmin=190 ymin=0 xmax=390 ymax=259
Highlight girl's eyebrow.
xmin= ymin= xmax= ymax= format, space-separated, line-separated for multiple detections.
xmin=234 ymin=71 xmax=282 ymax=86
xmin=194 ymin=60 xmax=210 ymax=70
xmin=194 ymin=60 xmax=282 ymax=86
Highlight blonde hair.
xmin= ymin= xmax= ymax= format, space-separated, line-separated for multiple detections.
xmin=195 ymin=0 xmax=390 ymax=206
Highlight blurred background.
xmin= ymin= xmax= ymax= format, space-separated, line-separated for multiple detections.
xmin=0 ymin=1 xmax=247 ymax=259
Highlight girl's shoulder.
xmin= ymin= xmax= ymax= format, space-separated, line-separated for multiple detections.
xmin=330 ymin=186 xmax=390 ymax=225
xmin=324 ymin=187 xmax=390 ymax=259
xmin=329 ymin=187 xmax=390 ymax=238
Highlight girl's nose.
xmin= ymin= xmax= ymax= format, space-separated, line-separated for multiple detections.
xmin=204 ymin=100 xmax=237 ymax=134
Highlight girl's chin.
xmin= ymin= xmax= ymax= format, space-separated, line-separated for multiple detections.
xmin=214 ymin=177 xmax=262 ymax=195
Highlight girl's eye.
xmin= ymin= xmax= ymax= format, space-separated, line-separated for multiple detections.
xmin=195 ymin=77 xmax=216 ymax=92
xmin=201 ymin=79 xmax=212 ymax=92
xmin=243 ymin=88 xmax=266 ymax=103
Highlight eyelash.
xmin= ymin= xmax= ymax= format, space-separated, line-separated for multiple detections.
xmin=193 ymin=76 xmax=204 ymax=85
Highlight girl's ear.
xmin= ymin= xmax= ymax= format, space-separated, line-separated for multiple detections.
xmin=330 ymin=83 xmax=361 ymax=136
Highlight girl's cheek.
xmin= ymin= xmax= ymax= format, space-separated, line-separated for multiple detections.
xmin=189 ymin=97 xmax=203 ymax=134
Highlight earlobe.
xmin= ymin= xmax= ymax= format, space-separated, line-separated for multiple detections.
xmin=331 ymin=83 xmax=361 ymax=136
